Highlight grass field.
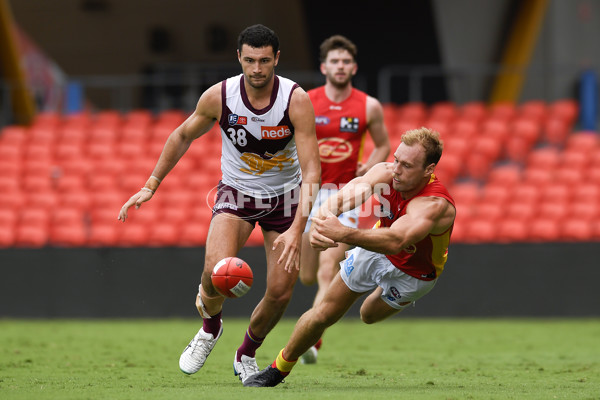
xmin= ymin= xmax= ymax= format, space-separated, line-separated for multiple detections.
xmin=1 ymin=318 xmax=599 ymax=399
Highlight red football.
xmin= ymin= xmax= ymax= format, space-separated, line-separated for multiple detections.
xmin=211 ymin=257 xmax=253 ymax=298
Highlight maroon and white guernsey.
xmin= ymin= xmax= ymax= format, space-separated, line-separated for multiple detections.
xmin=218 ymin=74 xmax=302 ymax=198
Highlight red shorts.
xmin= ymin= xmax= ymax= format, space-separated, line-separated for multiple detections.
xmin=212 ymin=181 xmax=299 ymax=233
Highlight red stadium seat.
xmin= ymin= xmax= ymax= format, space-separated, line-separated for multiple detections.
xmin=430 ymin=101 xmax=458 ymax=122
xmin=504 ymin=136 xmax=534 ymax=163
xmin=506 ymin=200 xmax=537 ymax=220
xmin=527 ymin=147 xmax=560 ymax=169
xmin=481 ymin=118 xmax=510 ymax=143
xmin=117 ymin=223 xmax=150 ymax=246
xmin=561 ymin=219 xmax=593 ymax=241
xmin=245 ymin=226 xmax=264 ymax=246
xmin=464 ymin=153 xmax=493 ymax=181
xmin=565 ymin=131 xmax=599 ymax=153
xmin=496 ymin=218 xmax=528 ymax=243
xmin=549 ymin=99 xmax=578 ymax=126
xmin=519 ymin=100 xmax=548 ymax=121
xmin=512 ymin=183 xmax=541 ymax=204
xmin=537 ymin=200 xmax=569 ymax=222
xmin=529 ymin=218 xmax=560 ymax=242
xmin=489 ymin=101 xmax=516 ymax=121
xmin=448 ymin=118 xmax=478 ymax=141
xmin=449 ymin=182 xmax=481 ymax=206
xmin=459 ymin=101 xmax=487 ymax=122
xmin=464 ymin=218 xmax=496 ymax=243
xmin=14 ymin=224 xmax=48 ymax=247
xmin=486 ymin=164 xmax=522 ymax=185
xmin=0 ymin=225 xmax=15 ymax=247
xmin=147 ymin=222 xmax=180 ymax=246
xmin=179 ymin=222 xmax=210 ymax=246
xmin=50 ymin=223 xmax=88 ymax=247
xmin=473 ymin=202 xmax=503 ymax=222
xmin=88 ymin=223 xmax=119 ymax=246
xmin=481 ymin=183 xmax=511 ymax=206
xmin=543 ymin=116 xmax=570 ymax=145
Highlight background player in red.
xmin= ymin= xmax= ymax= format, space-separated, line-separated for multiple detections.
xmin=244 ymin=127 xmax=456 ymax=387
xmin=299 ymin=35 xmax=390 ymax=363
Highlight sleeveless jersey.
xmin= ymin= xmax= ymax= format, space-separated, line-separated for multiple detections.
xmin=376 ymin=175 xmax=455 ymax=281
xmin=308 ymin=86 xmax=368 ymax=185
xmin=219 ymin=74 xmax=302 ymax=198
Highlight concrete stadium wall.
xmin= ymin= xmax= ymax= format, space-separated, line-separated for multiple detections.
xmin=1 ymin=243 xmax=598 ymax=319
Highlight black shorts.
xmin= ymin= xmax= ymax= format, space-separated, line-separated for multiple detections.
xmin=212 ymin=181 xmax=299 ymax=233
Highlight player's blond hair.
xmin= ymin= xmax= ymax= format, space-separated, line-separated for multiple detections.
xmin=401 ymin=127 xmax=443 ymax=167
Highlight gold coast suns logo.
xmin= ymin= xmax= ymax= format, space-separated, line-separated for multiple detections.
xmin=318 ymin=137 xmax=353 ymax=163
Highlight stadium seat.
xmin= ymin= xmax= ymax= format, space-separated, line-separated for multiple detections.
xmin=512 ymin=117 xmax=541 ymax=145
xmin=512 ymin=183 xmax=541 ymax=204
xmin=0 ymin=143 xmax=21 ymax=162
xmin=449 ymin=118 xmax=478 ymax=140
xmin=529 ymin=218 xmax=560 ymax=242
xmin=464 ymin=153 xmax=492 ymax=181
xmin=14 ymin=224 xmax=48 ymax=247
xmin=117 ymin=223 xmax=150 ymax=246
xmin=489 ymin=101 xmax=517 ymax=121
xmin=179 ymin=222 xmax=209 ymax=246
xmin=496 ymin=218 xmax=528 ymax=243
xmin=486 ymin=164 xmax=522 ymax=185
xmin=459 ymin=101 xmax=487 ymax=122
xmin=398 ymin=102 xmax=427 ymax=122
xmin=481 ymin=118 xmax=509 ymax=143
xmin=522 ymin=166 xmax=553 ymax=186
xmin=541 ymin=183 xmax=570 ymax=203
xmin=569 ymin=200 xmax=599 ymax=219
xmin=473 ymin=202 xmax=503 ymax=222
xmin=0 ymin=225 xmax=15 ymax=247
xmin=549 ymin=99 xmax=578 ymax=126
xmin=554 ymin=167 xmax=584 ymax=185
xmin=147 ymin=222 xmax=180 ymax=246
xmin=537 ymin=200 xmax=569 ymax=222
xmin=429 ymin=101 xmax=458 ymax=122
xmin=26 ymin=190 xmax=59 ymax=211
xmin=506 ymin=200 xmax=537 ymax=220
xmin=449 ymin=181 xmax=481 ymax=206
xmin=55 ymin=174 xmax=87 ymax=193
xmin=573 ymin=183 xmax=600 ymax=200
xmin=504 ymin=136 xmax=534 ymax=163
xmin=527 ymin=147 xmax=560 ymax=169
xmin=561 ymin=219 xmax=593 ymax=241
xmin=434 ymin=153 xmax=461 ymax=184
xmin=246 ymin=226 xmax=264 ymax=246
xmin=464 ymin=218 xmax=496 ymax=243
xmin=0 ymin=175 xmax=20 ymax=193
xmin=565 ymin=131 xmax=599 ymax=153
xmin=519 ymin=100 xmax=547 ymax=121
xmin=480 ymin=183 xmax=511 ymax=206
xmin=543 ymin=116 xmax=570 ymax=145
xmin=88 ymin=223 xmax=119 ymax=247
xmin=473 ymin=136 xmax=503 ymax=162
xmin=50 ymin=224 xmax=88 ymax=247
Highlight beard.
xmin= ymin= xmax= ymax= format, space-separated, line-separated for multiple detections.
xmin=247 ymin=71 xmax=273 ymax=89
xmin=327 ymin=72 xmax=353 ymax=89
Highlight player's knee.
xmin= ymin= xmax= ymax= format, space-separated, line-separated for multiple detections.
xmin=359 ymin=311 xmax=378 ymax=325
xmin=299 ymin=269 xmax=317 ymax=286
xmin=264 ymin=287 xmax=294 ymax=306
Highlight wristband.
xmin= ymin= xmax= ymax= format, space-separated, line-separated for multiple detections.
xmin=149 ymin=176 xmax=162 ymax=184
xmin=141 ymin=187 xmax=155 ymax=194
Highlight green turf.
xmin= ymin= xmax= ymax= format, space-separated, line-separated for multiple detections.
xmin=1 ymin=318 xmax=598 ymax=399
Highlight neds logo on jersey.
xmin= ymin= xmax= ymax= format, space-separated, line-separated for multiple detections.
xmin=261 ymin=125 xmax=292 ymax=140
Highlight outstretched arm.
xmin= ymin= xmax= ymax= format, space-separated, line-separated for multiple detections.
xmin=312 ymin=195 xmax=455 ymax=254
xmin=118 ymin=83 xmax=221 ymax=221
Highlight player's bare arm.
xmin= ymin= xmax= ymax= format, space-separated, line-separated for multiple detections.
xmin=118 ymin=84 xmax=221 ymax=221
xmin=314 ymin=194 xmax=455 ymax=254
xmin=309 ymin=163 xmax=390 ymax=249
xmin=273 ymin=87 xmax=321 ymax=272
xmin=356 ymin=97 xmax=390 ymax=176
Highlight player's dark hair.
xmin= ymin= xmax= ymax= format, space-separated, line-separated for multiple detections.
xmin=238 ymin=24 xmax=279 ymax=54
xmin=402 ymin=127 xmax=444 ymax=167
xmin=319 ymin=35 xmax=357 ymax=63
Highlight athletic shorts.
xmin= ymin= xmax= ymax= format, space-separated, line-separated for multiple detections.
xmin=304 ymin=187 xmax=360 ymax=233
xmin=212 ymin=181 xmax=299 ymax=234
xmin=339 ymin=247 xmax=437 ymax=310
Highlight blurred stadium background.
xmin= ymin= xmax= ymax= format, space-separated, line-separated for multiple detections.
xmin=0 ymin=0 xmax=599 ymax=318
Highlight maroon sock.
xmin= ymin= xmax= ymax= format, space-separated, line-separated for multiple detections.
xmin=202 ymin=311 xmax=222 ymax=337
xmin=314 ymin=337 xmax=323 ymax=350
xmin=236 ymin=326 xmax=264 ymax=361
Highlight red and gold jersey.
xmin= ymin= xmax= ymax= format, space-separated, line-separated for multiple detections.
xmin=308 ymin=86 xmax=368 ymax=185
xmin=376 ymin=175 xmax=455 ymax=281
